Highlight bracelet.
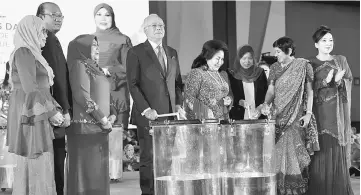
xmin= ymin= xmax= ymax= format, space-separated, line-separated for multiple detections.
xmin=306 ymin=110 xmax=312 ymax=115
xmin=322 ymin=79 xmax=329 ymax=86
xmin=335 ymin=79 xmax=342 ymax=86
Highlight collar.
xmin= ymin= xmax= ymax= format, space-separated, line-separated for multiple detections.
xmin=148 ymin=39 xmax=163 ymax=50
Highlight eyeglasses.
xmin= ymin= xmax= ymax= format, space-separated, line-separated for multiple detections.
xmin=43 ymin=13 xmax=64 ymax=20
xmin=146 ymin=24 xmax=165 ymax=29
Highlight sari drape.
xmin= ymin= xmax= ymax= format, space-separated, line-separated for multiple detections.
xmin=270 ymin=59 xmax=319 ymax=195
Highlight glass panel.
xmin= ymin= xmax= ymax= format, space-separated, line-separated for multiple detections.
xmin=151 ymin=120 xmax=277 ymax=195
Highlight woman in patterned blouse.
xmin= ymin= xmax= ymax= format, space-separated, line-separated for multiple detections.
xmin=184 ymin=40 xmax=232 ymax=120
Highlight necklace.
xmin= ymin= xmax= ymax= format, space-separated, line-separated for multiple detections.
xmin=207 ymin=71 xmax=224 ymax=85
xmin=207 ymin=71 xmax=228 ymax=94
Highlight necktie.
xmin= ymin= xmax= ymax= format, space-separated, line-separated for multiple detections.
xmin=157 ymin=45 xmax=166 ymax=73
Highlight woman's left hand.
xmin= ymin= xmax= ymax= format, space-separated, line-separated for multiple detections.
xmin=108 ymin=115 xmax=116 ymax=124
xmin=102 ymin=68 xmax=111 ymax=76
xmin=334 ymin=69 xmax=346 ymax=83
xmin=223 ymin=96 xmax=232 ymax=106
xmin=299 ymin=113 xmax=312 ymax=128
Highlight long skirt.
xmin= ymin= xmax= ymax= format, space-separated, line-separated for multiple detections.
xmin=12 ymin=152 xmax=56 ymax=195
xmin=66 ymin=133 xmax=110 ymax=195
xmin=307 ymin=134 xmax=354 ymax=195
xmin=109 ymin=126 xmax=123 ymax=180
xmin=274 ymin=123 xmax=310 ymax=195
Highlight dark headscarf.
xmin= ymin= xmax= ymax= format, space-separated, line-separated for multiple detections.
xmin=93 ymin=3 xmax=119 ymax=35
xmin=228 ymin=44 xmax=263 ymax=82
xmin=67 ymin=34 xmax=103 ymax=76
xmin=92 ymin=3 xmax=132 ymax=68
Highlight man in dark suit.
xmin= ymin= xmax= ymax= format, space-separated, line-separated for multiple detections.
xmin=126 ymin=14 xmax=184 ymax=195
xmin=36 ymin=2 xmax=70 ymax=195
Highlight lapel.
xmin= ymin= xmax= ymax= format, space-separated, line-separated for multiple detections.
xmin=144 ymin=40 xmax=166 ymax=78
xmin=162 ymin=44 xmax=173 ymax=78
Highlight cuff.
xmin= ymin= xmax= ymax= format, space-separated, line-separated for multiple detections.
xmin=89 ymin=109 xmax=106 ymax=123
xmin=85 ymin=100 xmax=105 ymax=122
xmin=141 ymin=107 xmax=151 ymax=116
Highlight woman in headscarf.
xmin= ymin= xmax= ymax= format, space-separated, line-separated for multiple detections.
xmin=7 ymin=15 xmax=64 ymax=195
xmin=228 ymin=45 xmax=268 ymax=120
xmin=226 ymin=45 xmax=268 ymax=172
xmin=66 ymin=34 xmax=112 ymax=195
xmin=93 ymin=3 xmax=133 ymax=180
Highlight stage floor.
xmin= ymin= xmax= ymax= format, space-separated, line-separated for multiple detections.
xmin=0 ymin=172 xmax=358 ymax=194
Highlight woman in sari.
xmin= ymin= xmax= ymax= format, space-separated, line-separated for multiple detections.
xmin=66 ymin=34 xmax=112 ymax=195
xmin=307 ymin=25 xmax=354 ymax=195
xmin=7 ymin=15 xmax=64 ymax=195
xmin=258 ymin=37 xmax=319 ymax=195
xmin=184 ymin=40 xmax=232 ymax=120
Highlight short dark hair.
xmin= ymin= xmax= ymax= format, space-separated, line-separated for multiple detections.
xmin=36 ymin=2 xmax=58 ymax=17
xmin=312 ymin=25 xmax=332 ymax=43
xmin=272 ymin=36 xmax=296 ymax=56
xmin=191 ymin=40 xmax=228 ymax=70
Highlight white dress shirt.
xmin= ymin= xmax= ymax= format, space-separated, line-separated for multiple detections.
xmin=148 ymin=40 xmax=167 ymax=68
xmin=242 ymin=81 xmax=255 ymax=119
xmin=141 ymin=40 xmax=168 ymax=116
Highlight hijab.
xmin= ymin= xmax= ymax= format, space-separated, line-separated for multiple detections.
xmin=8 ymin=15 xmax=54 ymax=88
xmin=67 ymin=34 xmax=103 ymax=76
xmin=93 ymin=3 xmax=120 ymax=36
xmin=93 ymin=3 xmax=131 ymax=68
xmin=228 ymin=44 xmax=263 ymax=82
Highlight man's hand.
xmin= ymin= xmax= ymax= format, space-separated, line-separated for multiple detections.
xmin=49 ymin=112 xmax=65 ymax=127
xmin=61 ymin=113 xmax=71 ymax=127
xmin=144 ymin=109 xmax=158 ymax=120
xmin=175 ymin=105 xmax=187 ymax=120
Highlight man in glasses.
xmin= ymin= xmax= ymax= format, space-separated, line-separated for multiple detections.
xmin=127 ymin=14 xmax=184 ymax=195
xmin=36 ymin=2 xmax=70 ymax=195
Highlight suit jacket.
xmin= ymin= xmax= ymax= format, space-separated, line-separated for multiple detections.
xmin=126 ymin=40 xmax=183 ymax=127
xmin=42 ymin=32 xmax=71 ymax=138
xmin=228 ymin=70 xmax=268 ymax=120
